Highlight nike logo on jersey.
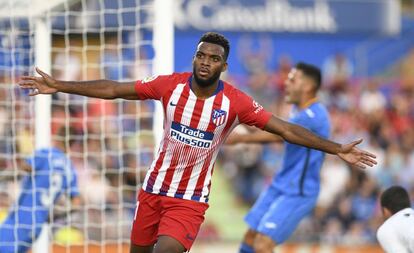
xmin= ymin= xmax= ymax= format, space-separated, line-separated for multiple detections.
xmin=185 ymin=233 xmax=195 ymax=241
xmin=170 ymin=101 xmax=177 ymax=106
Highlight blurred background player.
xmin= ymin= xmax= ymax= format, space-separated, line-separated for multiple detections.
xmin=0 ymin=127 xmax=81 ymax=253
xmin=377 ymin=185 xmax=414 ymax=253
xmin=18 ymin=32 xmax=376 ymax=253
xmin=228 ymin=62 xmax=331 ymax=253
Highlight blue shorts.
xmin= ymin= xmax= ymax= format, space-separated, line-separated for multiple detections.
xmin=245 ymin=184 xmax=317 ymax=244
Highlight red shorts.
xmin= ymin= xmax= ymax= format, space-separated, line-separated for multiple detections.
xmin=130 ymin=189 xmax=209 ymax=250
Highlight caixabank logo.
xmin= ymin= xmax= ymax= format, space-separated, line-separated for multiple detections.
xmin=170 ymin=122 xmax=214 ymax=149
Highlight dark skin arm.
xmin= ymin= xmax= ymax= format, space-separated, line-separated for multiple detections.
xmin=226 ymin=129 xmax=283 ymax=145
xmin=263 ymin=116 xmax=377 ymax=169
xmin=18 ymin=68 xmax=138 ymax=100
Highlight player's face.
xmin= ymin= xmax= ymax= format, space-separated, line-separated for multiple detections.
xmin=284 ymin=68 xmax=305 ymax=104
xmin=192 ymin=42 xmax=228 ymax=87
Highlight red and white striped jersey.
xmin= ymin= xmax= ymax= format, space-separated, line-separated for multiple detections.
xmin=135 ymin=72 xmax=272 ymax=203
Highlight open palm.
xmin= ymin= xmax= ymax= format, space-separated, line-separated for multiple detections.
xmin=18 ymin=68 xmax=58 ymax=96
xmin=337 ymin=139 xmax=377 ymax=169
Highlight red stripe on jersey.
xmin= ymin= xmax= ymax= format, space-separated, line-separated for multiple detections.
xmin=159 ymin=86 xmax=191 ymax=194
xmin=191 ymin=92 xmax=224 ymax=199
xmin=175 ymin=98 xmax=205 ymax=196
xmin=159 ymin=141 xmax=183 ymax=194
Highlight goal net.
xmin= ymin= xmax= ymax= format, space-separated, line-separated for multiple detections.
xmin=0 ymin=0 xmax=172 ymax=252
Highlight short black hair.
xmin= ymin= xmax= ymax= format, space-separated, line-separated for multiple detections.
xmin=295 ymin=62 xmax=322 ymax=90
xmin=380 ymin=185 xmax=411 ymax=214
xmin=198 ymin=32 xmax=230 ymax=61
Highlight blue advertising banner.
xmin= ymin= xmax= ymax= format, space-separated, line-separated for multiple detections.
xmin=174 ymin=0 xmax=401 ymax=35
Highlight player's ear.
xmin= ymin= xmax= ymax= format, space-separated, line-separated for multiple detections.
xmin=382 ymin=207 xmax=392 ymax=219
xmin=221 ymin=62 xmax=228 ymax=72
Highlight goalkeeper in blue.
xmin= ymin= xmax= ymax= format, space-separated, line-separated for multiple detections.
xmin=0 ymin=127 xmax=81 ymax=253
xmin=228 ymin=62 xmax=333 ymax=253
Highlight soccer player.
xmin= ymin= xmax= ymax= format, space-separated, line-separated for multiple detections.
xmin=0 ymin=127 xmax=81 ymax=253
xmin=18 ymin=32 xmax=376 ymax=253
xmin=377 ymin=185 xmax=414 ymax=253
xmin=226 ymin=62 xmax=332 ymax=253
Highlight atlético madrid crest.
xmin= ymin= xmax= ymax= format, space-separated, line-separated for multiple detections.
xmin=212 ymin=109 xmax=227 ymax=127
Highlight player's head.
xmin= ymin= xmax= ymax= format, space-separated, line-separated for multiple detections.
xmin=192 ymin=32 xmax=229 ymax=87
xmin=53 ymin=126 xmax=81 ymax=150
xmin=284 ymin=62 xmax=321 ymax=105
xmin=380 ymin=185 xmax=411 ymax=219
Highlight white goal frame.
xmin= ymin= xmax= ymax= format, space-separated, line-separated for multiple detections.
xmin=0 ymin=0 xmax=174 ymax=252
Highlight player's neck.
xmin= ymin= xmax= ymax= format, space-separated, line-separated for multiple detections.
xmin=298 ymin=96 xmax=318 ymax=109
xmin=191 ymin=79 xmax=220 ymax=99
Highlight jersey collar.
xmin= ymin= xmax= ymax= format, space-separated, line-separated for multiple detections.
xmin=188 ymin=75 xmax=224 ymax=97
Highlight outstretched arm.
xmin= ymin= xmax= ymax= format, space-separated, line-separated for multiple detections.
xmin=264 ymin=116 xmax=377 ymax=169
xmin=18 ymin=67 xmax=138 ymax=100
xmin=226 ymin=130 xmax=283 ymax=145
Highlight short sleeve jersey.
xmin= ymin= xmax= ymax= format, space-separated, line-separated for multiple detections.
xmin=272 ymin=102 xmax=331 ymax=196
xmin=377 ymin=208 xmax=414 ymax=253
xmin=135 ymin=72 xmax=272 ymax=202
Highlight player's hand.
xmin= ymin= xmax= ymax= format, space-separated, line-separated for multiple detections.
xmin=337 ymin=139 xmax=377 ymax=169
xmin=18 ymin=67 xmax=59 ymax=96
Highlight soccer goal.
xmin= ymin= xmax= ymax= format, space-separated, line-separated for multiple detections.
xmin=0 ymin=0 xmax=173 ymax=252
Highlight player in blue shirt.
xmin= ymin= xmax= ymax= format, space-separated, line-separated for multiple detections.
xmin=0 ymin=127 xmax=81 ymax=253
xmin=229 ymin=62 xmax=332 ymax=253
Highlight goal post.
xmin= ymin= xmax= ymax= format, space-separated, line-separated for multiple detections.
xmin=0 ymin=0 xmax=173 ymax=252
xmin=152 ymin=0 xmax=174 ymax=150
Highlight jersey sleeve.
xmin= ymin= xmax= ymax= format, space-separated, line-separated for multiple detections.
xmin=233 ymin=89 xmax=272 ymax=129
xmin=377 ymin=223 xmax=408 ymax=253
xmin=135 ymin=73 xmax=179 ymax=100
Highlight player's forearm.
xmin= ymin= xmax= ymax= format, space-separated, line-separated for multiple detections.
xmin=264 ymin=116 xmax=341 ymax=154
xmin=55 ymin=79 xmax=121 ymax=99
xmin=243 ymin=131 xmax=283 ymax=144
xmin=281 ymin=123 xmax=341 ymax=154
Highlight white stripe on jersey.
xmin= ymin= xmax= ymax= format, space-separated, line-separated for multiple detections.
xmin=144 ymin=83 xmax=186 ymax=193
xmin=166 ymin=91 xmax=198 ymax=196
xmin=182 ymin=94 xmax=217 ymax=200
xmin=198 ymin=95 xmax=234 ymax=202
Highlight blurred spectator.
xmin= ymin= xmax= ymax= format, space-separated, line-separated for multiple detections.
xmin=53 ymin=52 xmax=81 ymax=81
xmin=102 ymin=37 xmax=129 ymax=81
xmin=318 ymin=156 xmax=351 ymax=209
xmin=351 ymin=179 xmax=378 ymax=222
xmin=270 ymin=55 xmax=292 ymax=94
xmin=342 ymin=221 xmax=372 ymax=246
xmin=359 ymin=79 xmax=387 ymax=115
xmin=320 ymin=218 xmax=343 ymax=245
xmin=237 ymin=35 xmax=273 ymax=75
xmin=323 ymin=52 xmax=354 ymax=95
xmin=400 ymin=48 xmax=414 ymax=94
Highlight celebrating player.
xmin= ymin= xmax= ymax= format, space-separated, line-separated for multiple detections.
xmin=0 ymin=127 xmax=81 ymax=253
xmin=377 ymin=185 xmax=414 ymax=253
xmin=18 ymin=32 xmax=376 ymax=253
